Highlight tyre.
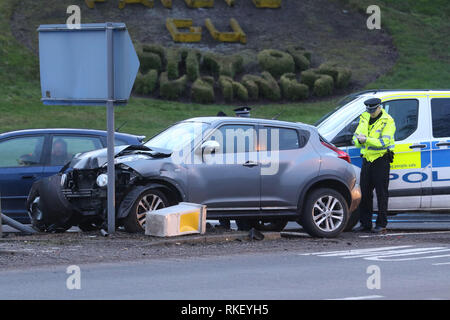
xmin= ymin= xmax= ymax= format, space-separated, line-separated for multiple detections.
xmin=300 ymin=188 xmax=348 ymax=238
xmin=123 ymin=188 xmax=169 ymax=233
xmin=344 ymin=207 xmax=360 ymax=232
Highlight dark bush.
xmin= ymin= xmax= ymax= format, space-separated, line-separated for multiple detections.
xmin=134 ymin=70 xmax=159 ymax=95
xmin=336 ymin=67 xmax=352 ymax=88
xmin=186 ymin=50 xmax=200 ymax=82
xmin=142 ymin=44 xmax=166 ymax=65
xmin=280 ymin=73 xmax=309 ymax=100
xmin=191 ymin=78 xmax=215 ymax=104
xmin=219 ymin=76 xmax=234 ymax=102
xmin=138 ymin=51 xmax=162 ymax=74
xmin=313 ymin=75 xmax=334 ymax=97
xmin=286 ymin=46 xmax=311 ymax=71
xmin=202 ymin=53 xmax=243 ymax=79
xmin=159 ymin=72 xmax=187 ymax=100
xmin=300 ymin=69 xmax=320 ymax=88
xmin=242 ymin=75 xmax=259 ymax=100
xmin=166 ymin=48 xmax=182 ymax=80
xmin=232 ymin=81 xmax=249 ymax=102
xmin=257 ymin=49 xmax=295 ymax=78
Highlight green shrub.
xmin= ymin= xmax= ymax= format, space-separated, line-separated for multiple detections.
xmin=313 ymin=75 xmax=334 ymax=97
xmin=142 ymin=44 xmax=166 ymax=65
xmin=219 ymin=76 xmax=234 ymax=102
xmin=186 ymin=50 xmax=200 ymax=82
xmin=159 ymin=72 xmax=187 ymax=100
xmin=280 ymin=73 xmax=309 ymax=100
xmin=232 ymin=81 xmax=248 ymax=102
xmin=191 ymin=78 xmax=215 ymax=104
xmin=138 ymin=51 xmax=162 ymax=74
xmin=202 ymin=76 xmax=215 ymax=86
xmin=260 ymin=72 xmax=281 ymax=100
xmin=336 ymin=67 xmax=352 ymax=89
xmin=300 ymin=69 xmax=320 ymax=88
xmin=166 ymin=48 xmax=181 ymax=80
xmin=202 ymin=53 xmax=244 ymax=78
xmin=317 ymin=62 xmax=340 ymax=82
xmin=134 ymin=70 xmax=159 ymax=95
xmin=286 ymin=46 xmax=311 ymax=71
xmin=242 ymin=75 xmax=259 ymax=100
xmin=257 ymin=49 xmax=295 ymax=78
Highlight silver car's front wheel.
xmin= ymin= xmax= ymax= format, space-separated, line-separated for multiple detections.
xmin=123 ymin=189 xmax=169 ymax=233
xmin=301 ymin=188 xmax=348 ymax=238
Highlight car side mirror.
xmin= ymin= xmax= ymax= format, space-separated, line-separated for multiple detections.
xmin=201 ymin=140 xmax=220 ymax=154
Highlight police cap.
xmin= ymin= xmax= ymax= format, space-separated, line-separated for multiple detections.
xmin=364 ymin=98 xmax=382 ymax=113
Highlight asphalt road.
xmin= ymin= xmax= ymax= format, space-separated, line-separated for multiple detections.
xmin=1 ymin=241 xmax=450 ymax=300
xmin=1 ymin=212 xmax=450 ymax=300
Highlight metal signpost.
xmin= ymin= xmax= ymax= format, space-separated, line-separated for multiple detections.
xmin=38 ymin=23 xmax=140 ymax=234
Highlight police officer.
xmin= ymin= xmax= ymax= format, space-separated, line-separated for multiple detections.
xmin=353 ymin=98 xmax=396 ymax=233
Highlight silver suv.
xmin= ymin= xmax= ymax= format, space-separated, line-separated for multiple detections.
xmin=28 ymin=116 xmax=361 ymax=238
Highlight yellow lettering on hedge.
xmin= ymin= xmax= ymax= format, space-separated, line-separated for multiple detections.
xmin=205 ymin=18 xmax=247 ymax=44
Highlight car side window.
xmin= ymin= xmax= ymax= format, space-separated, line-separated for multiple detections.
xmin=0 ymin=136 xmax=45 ymax=168
xmin=382 ymin=99 xmax=419 ymax=141
xmin=50 ymin=135 xmax=103 ymax=166
xmin=210 ymin=124 xmax=255 ymax=153
xmin=431 ymin=98 xmax=450 ymax=138
xmin=260 ymin=127 xmax=300 ymax=151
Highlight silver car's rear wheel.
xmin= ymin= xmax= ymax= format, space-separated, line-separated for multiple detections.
xmin=312 ymin=195 xmax=345 ymax=232
xmin=301 ymin=188 xmax=348 ymax=238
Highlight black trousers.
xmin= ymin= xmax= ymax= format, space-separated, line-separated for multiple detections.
xmin=359 ymin=153 xmax=391 ymax=228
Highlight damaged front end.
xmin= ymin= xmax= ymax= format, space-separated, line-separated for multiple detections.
xmin=28 ymin=145 xmax=174 ymax=232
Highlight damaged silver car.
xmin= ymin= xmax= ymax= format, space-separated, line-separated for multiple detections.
xmin=28 ymin=116 xmax=361 ymax=237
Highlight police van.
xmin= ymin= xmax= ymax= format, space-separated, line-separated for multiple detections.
xmin=316 ymin=90 xmax=450 ymax=229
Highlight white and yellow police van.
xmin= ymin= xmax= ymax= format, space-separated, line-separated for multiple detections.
xmin=316 ymin=90 xmax=450 ymax=229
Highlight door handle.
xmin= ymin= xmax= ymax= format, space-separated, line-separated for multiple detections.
xmin=409 ymin=144 xmax=427 ymax=149
xmin=243 ymin=161 xmax=258 ymax=167
xmin=21 ymin=175 xmax=36 ymax=180
xmin=436 ymin=142 xmax=450 ymax=147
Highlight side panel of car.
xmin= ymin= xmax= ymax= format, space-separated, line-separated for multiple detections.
xmin=429 ymin=97 xmax=450 ymax=208
xmin=0 ymin=134 xmax=49 ymax=221
xmin=187 ymin=123 xmax=261 ymax=211
xmin=259 ymin=125 xmax=319 ymax=210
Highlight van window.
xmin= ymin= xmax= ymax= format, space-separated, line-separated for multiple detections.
xmin=382 ymin=99 xmax=419 ymax=141
xmin=431 ymin=98 xmax=450 ymax=138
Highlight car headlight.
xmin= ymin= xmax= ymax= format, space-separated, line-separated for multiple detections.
xmin=60 ymin=173 xmax=67 ymax=187
xmin=96 ymin=174 xmax=108 ymax=187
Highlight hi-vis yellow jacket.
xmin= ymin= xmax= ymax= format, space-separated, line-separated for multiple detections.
xmin=353 ymin=109 xmax=396 ymax=162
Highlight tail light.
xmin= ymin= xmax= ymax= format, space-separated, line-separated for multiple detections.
xmin=321 ymin=141 xmax=351 ymax=163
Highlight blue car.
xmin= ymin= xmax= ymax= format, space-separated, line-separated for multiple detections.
xmin=0 ymin=129 xmax=144 ymax=223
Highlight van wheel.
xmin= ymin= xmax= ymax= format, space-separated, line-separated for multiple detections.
xmin=301 ymin=188 xmax=348 ymax=238
xmin=123 ymin=189 xmax=169 ymax=233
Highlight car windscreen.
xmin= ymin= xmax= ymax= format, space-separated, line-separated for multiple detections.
xmin=314 ymin=94 xmax=361 ymax=127
xmin=145 ymin=121 xmax=210 ymax=152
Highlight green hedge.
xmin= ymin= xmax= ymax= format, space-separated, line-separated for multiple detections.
xmin=313 ymin=75 xmax=334 ymax=97
xmin=244 ymin=72 xmax=281 ymax=101
xmin=300 ymin=69 xmax=320 ymax=88
xmin=286 ymin=46 xmax=311 ymax=71
xmin=134 ymin=69 xmax=159 ymax=95
xmin=191 ymin=77 xmax=215 ymax=104
xmin=232 ymin=81 xmax=248 ymax=102
xmin=242 ymin=75 xmax=259 ymax=100
xmin=219 ymin=76 xmax=249 ymax=102
xmin=159 ymin=71 xmax=187 ymax=100
xmin=202 ymin=53 xmax=243 ymax=78
xmin=257 ymin=49 xmax=295 ymax=78
xmin=186 ymin=50 xmax=200 ymax=82
xmin=138 ymin=51 xmax=162 ymax=74
xmin=166 ymin=48 xmax=182 ymax=80
xmin=280 ymin=73 xmax=309 ymax=100
xmin=142 ymin=44 xmax=166 ymax=65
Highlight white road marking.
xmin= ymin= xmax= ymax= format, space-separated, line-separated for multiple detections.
xmin=299 ymin=245 xmax=450 ymax=262
xmin=327 ymin=295 xmax=384 ymax=300
xmin=433 ymin=262 xmax=450 ymax=266
xmin=298 ymin=246 xmax=411 ymax=256
xmin=359 ymin=230 xmax=450 ymax=238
